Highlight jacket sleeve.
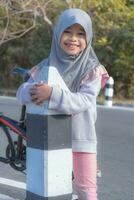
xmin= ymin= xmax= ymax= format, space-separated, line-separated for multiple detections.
xmin=49 ymin=65 xmax=109 ymax=115
xmin=16 ymin=78 xmax=34 ymax=105
xmin=49 ymin=73 xmax=101 ymax=115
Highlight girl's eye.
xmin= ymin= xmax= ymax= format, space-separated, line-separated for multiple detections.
xmin=78 ymin=32 xmax=85 ymax=36
xmin=64 ymin=30 xmax=71 ymax=34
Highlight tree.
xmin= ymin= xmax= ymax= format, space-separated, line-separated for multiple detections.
xmin=0 ymin=0 xmax=134 ymax=98
xmin=0 ymin=0 xmax=53 ymax=46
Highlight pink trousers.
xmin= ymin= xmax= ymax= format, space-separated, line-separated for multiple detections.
xmin=73 ymin=152 xmax=97 ymax=200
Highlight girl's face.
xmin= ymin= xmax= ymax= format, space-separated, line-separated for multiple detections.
xmin=60 ymin=24 xmax=87 ymax=56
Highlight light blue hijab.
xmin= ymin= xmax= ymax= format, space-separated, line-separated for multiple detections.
xmin=36 ymin=8 xmax=100 ymax=92
xmin=48 ymin=8 xmax=100 ymax=92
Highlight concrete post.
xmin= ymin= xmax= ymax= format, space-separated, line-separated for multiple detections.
xmin=25 ymin=67 xmax=72 ymax=200
xmin=104 ymin=76 xmax=114 ymax=107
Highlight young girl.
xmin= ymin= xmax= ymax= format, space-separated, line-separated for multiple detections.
xmin=17 ymin=8 xmax=109 ymax=200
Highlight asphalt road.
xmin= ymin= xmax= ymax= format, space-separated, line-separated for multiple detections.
xmin=0 ymin=96 xmax=134 ymax=200
xmin=96 ymin=106 xmax=134 ymax=200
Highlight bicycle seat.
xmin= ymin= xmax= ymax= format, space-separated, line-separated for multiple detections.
xmin=11 ymin=66 xmax=30 ymax=81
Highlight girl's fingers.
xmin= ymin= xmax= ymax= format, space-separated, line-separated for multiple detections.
xmin=31 ymin=94 xmax=44 ymax=105
xmin=29 ymin=87 xmax=37 ymax=95
xmin=29 ymin=83 xmax=51 ymax=102
xmin=31 ymin=94 xmax=38 ymax=101
xmin=29 ymin=83 xmax=44 ymax=94
xmin=29 ymin=87 xmax=36 ymax=91
xmin=35 ymin=100 xmax=43 ymax=105
xmin=35 ymin=82 xmax=44 ymax=87
xmin=32 ymin=98 xmax=43 ymax=105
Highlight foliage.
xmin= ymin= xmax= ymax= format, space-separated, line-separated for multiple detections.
xmin=88 ymin=0 xmax=134 ymax=98
xmin=0 ymin=0 xmax=134 ymax=99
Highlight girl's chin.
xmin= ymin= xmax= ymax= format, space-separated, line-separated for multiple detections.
xmin=66 ymin=50 xmax=80 ymax=56
xmin=61 ymin=48 xmax=82 ymax=57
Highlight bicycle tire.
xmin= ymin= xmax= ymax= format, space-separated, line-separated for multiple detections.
xmin=0 ymin=126 xmax=16 ymax=164
xmin=6 ymin=141 xmax=26 ymax=171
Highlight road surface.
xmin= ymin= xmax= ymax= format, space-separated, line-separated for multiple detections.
xmin=0 ymin=96 xmax=134 ymax=200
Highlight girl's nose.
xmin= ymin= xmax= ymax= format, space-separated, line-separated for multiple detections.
xmin=70 ymin=34 xmax=77 ymax=41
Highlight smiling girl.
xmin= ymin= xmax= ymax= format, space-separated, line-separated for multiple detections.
xmin=17 ymin=8 xmax=109 ymax=200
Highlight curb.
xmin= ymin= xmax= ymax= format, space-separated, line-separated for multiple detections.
xmin=0 ymin=194 xmax=20 ymax=200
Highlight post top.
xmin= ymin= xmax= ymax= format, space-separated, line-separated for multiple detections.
xmin=26 ymin=66 xmax=69 ymax=115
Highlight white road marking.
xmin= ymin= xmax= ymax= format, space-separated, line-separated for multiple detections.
xmin=0 ymin=177 xmax=26 ymax=190
xmin=0 ymin=194 xmax=15 ymax=200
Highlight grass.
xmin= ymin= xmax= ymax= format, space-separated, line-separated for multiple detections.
xmin=97 ymin=96 xmax=134 ymax=107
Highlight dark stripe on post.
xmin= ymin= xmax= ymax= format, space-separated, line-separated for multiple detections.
xmin=26 ymin=191 xmax=72 ymax=200
xmin=105 ymin=96 xmax=113 ymax=101
xmin=26 ymin=114 xmax=71 ymax=150
xmin=105 ymin=84 xmax=114 ymax=89
xmin=26 ymin=114 xmax=48 ymax=150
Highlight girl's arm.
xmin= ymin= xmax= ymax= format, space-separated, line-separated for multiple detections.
xmin=16 ymin=78 xmax=52 ymax=105
xmin=49 ymin=66 xmax=109 ymax=115
xmin=16 ymin=65 xmax=109 ymax=113
xmin=16 ymin=78 xmax=34 ymax=105
xmin=49 ymin=76 xmax=100 ymax=115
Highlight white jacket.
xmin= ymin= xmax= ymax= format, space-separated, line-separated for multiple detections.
xmin=17 ymin=65 xmax=108 ymax=153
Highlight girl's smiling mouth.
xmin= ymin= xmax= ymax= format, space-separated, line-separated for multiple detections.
xmin=60 ymin=24 xmax=87 ymax=55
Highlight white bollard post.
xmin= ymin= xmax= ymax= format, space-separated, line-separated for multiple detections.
xmin=104 ymin=76 xmax=114 ymax=106
xmin=25 ymin=66 xmax=72 ymax=200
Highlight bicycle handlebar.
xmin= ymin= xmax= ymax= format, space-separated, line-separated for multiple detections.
xmin=11 ymin=66 xmax=30 ymax=81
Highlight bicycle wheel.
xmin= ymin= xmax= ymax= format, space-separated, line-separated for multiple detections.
xmin=6 ymin=141 xmax=26 ymax=171
xmin=0 ymin=125 xmax=16 ymax=164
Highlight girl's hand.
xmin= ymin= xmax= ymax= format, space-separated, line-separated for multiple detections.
xmin=29 ymin=82 xmax=52 ymax=105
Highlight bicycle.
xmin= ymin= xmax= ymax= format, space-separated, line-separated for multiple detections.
xmin=0 ymin=66 xmax=102 ymax=180
xmin=0 ymin=67 xmax=29 ymax=171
